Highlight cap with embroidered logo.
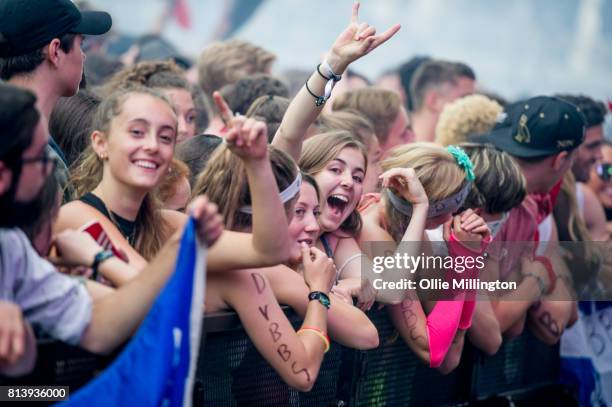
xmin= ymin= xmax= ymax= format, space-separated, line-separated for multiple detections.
xmin=473 ymin=96 xmax=586 ymax=158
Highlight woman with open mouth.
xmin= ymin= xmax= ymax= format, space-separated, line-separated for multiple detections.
xmin=266 ymin=3 xmax=401 ymax=310
xmin=195 ymin=125 xmax=378 ymax=391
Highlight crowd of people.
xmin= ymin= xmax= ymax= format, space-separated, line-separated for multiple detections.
xmin=0 ymin=0 xmax=611 ymax=401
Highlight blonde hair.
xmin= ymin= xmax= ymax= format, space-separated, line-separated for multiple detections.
xmin=299 ymin=131 xmax=368 ymax=236
xmin=100 ymin=60 xmax=191 ymax=98
xmin=435 ymin=94 xmax=503 ymax=146
xmin=380 ymin=142 xmax=468 ymax=241
xmin=197 ymin=39 xmax=276 ymax=101
xmin=193 ymin=145 xmax=297 ymax=231
xmin=331 ymin=87 xmax=401 ymax=144
xmin=70 ymin=87 xmax=176 ymax=260
xmin=317 ymin=110 xmax=377 ymax=149
xmin=459 ymin=142 xmax=526 ymax=214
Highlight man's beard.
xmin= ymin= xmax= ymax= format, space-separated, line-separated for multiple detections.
xmin=572 ymin=160 xmax=593 ymax=183
xmin=0 ymin=190 xmax=44 ymax=229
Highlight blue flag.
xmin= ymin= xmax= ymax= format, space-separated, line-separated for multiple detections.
xmin=61 ymin=218 xmax=206 ymax=407
xmin=561 ymin=301 xmax=612 ymax=406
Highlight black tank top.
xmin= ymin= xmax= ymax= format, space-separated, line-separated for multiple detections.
xmin=79 ymin=192 xmax=137 ymax=246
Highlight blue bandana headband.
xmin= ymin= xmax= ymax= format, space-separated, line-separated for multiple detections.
xmin=386 ymin=145 xmax=475 ymax=218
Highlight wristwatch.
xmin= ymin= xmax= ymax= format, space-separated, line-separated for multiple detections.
xmin=308 ymin=291 xmax=331 ymax=309
xmin=91 ymin=250 xmax=115 ymax=281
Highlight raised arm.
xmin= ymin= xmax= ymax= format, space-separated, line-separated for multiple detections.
xmin=354 ymin=168 xmax=429 ymax=305
xmin=206 ymin=97 xmax=291 ymax=271
xmin=272 ymin=2 xmax=400 ymax=161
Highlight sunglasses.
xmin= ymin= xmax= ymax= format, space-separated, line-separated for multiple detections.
xmin=596 ymin=162 xmax=612 ymax=182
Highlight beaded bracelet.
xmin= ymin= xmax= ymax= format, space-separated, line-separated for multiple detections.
xmin=305 ymin=79 xmax=327 ymax=107
xmin=297 ymin=327 xmax=330 ymax=353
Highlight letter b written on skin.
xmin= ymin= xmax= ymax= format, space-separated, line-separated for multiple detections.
xmin=269 ymin=322 xmax=282 ymax=343
xmin=277 ymin=343 xmax=291 ymax=362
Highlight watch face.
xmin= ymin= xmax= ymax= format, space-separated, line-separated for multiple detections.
xmin=309 ymin=291 xmax=331 ymax=308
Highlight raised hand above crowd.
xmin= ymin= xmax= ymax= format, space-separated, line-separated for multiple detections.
xmin=272 ymin=1 xmax=401 ymax=161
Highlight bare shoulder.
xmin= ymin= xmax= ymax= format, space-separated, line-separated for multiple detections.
xmin=56 ymin=200 xmax=109 ymax=231
xmin=161 ymin=209 xmax=188 ymax=231
xmin=359 ymin=205 xmax=391 ymax=244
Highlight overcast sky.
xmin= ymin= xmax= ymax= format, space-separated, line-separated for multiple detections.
xmin=98 ymin=0 xmax=612 ymax=101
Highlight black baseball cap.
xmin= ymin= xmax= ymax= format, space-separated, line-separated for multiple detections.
xmin=474 ymin=96 xmax=586 ymax=158
xmin=0 ymin=0 xmax=112 ymax=58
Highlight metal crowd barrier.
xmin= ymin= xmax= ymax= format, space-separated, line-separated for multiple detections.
xmin=1 ymin=306 xmax=574 ymax=406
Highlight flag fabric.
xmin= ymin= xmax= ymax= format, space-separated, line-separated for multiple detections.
xmin=172 ymin=0 xmax=191 ymax=30
xmin=60 ymin=218 xmax=206 ymax=407
xmin=560 ymin=301 xmax=612 ymax=406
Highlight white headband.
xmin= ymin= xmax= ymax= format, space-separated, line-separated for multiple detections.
xmin=239 ymin=172 xmax=302 ymax=214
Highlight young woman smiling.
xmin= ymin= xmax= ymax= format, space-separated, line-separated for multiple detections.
xmin=56 ymin=87 xmax=291 ymax=276
xmin=264 ymin=3 xmax=401 ymax=310
xmin=197 ymin=140 xmax=378 ymax=390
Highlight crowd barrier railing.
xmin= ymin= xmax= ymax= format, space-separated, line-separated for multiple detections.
xmin=1 ymin=306 xmax=575 ymax=406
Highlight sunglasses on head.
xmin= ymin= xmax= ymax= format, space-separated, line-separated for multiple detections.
xmin=596 ymin=162 xmax=612 ymax=182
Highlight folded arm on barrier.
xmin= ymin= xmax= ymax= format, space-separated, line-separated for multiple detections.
xmin=262 ymin=264 xmax=379 ymax=350
xmin=213 ymin=268 xmax=329 ymax=392
xmin=527 ymin=223 xmax=575 ymax=346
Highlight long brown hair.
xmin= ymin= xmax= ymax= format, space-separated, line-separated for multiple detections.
xmin=459 ymin=142 xmax=526 ymax=214
xmin=299 ymin=131 xmax=368 ymax=236
xmin=70 ymin=87 xmax=176 ymax=260
xmin=193 ymin=145 xmax=298 ymax=231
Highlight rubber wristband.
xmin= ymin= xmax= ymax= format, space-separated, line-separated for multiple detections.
xmin=534 ymin=255 xmax=556 ymax=295
xmin=300 ymin=325 xmax=331 ymax=343
xmin=91 ymin=250 xmax=114 ymax=281
xmin=297 ymin=328 xmax=330 ymax=353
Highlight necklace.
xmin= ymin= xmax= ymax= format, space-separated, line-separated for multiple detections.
xmin=93 ymin=190 xmax=139 ymax=247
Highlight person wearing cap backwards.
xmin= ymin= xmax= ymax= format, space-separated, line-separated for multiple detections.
xmin=0 ymin=83 xmax=224 ymax=376
xmin=0 ymin=0 xmax=111 ymax=182
xmin=477 ymin=95 xmax=586 ymax=344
